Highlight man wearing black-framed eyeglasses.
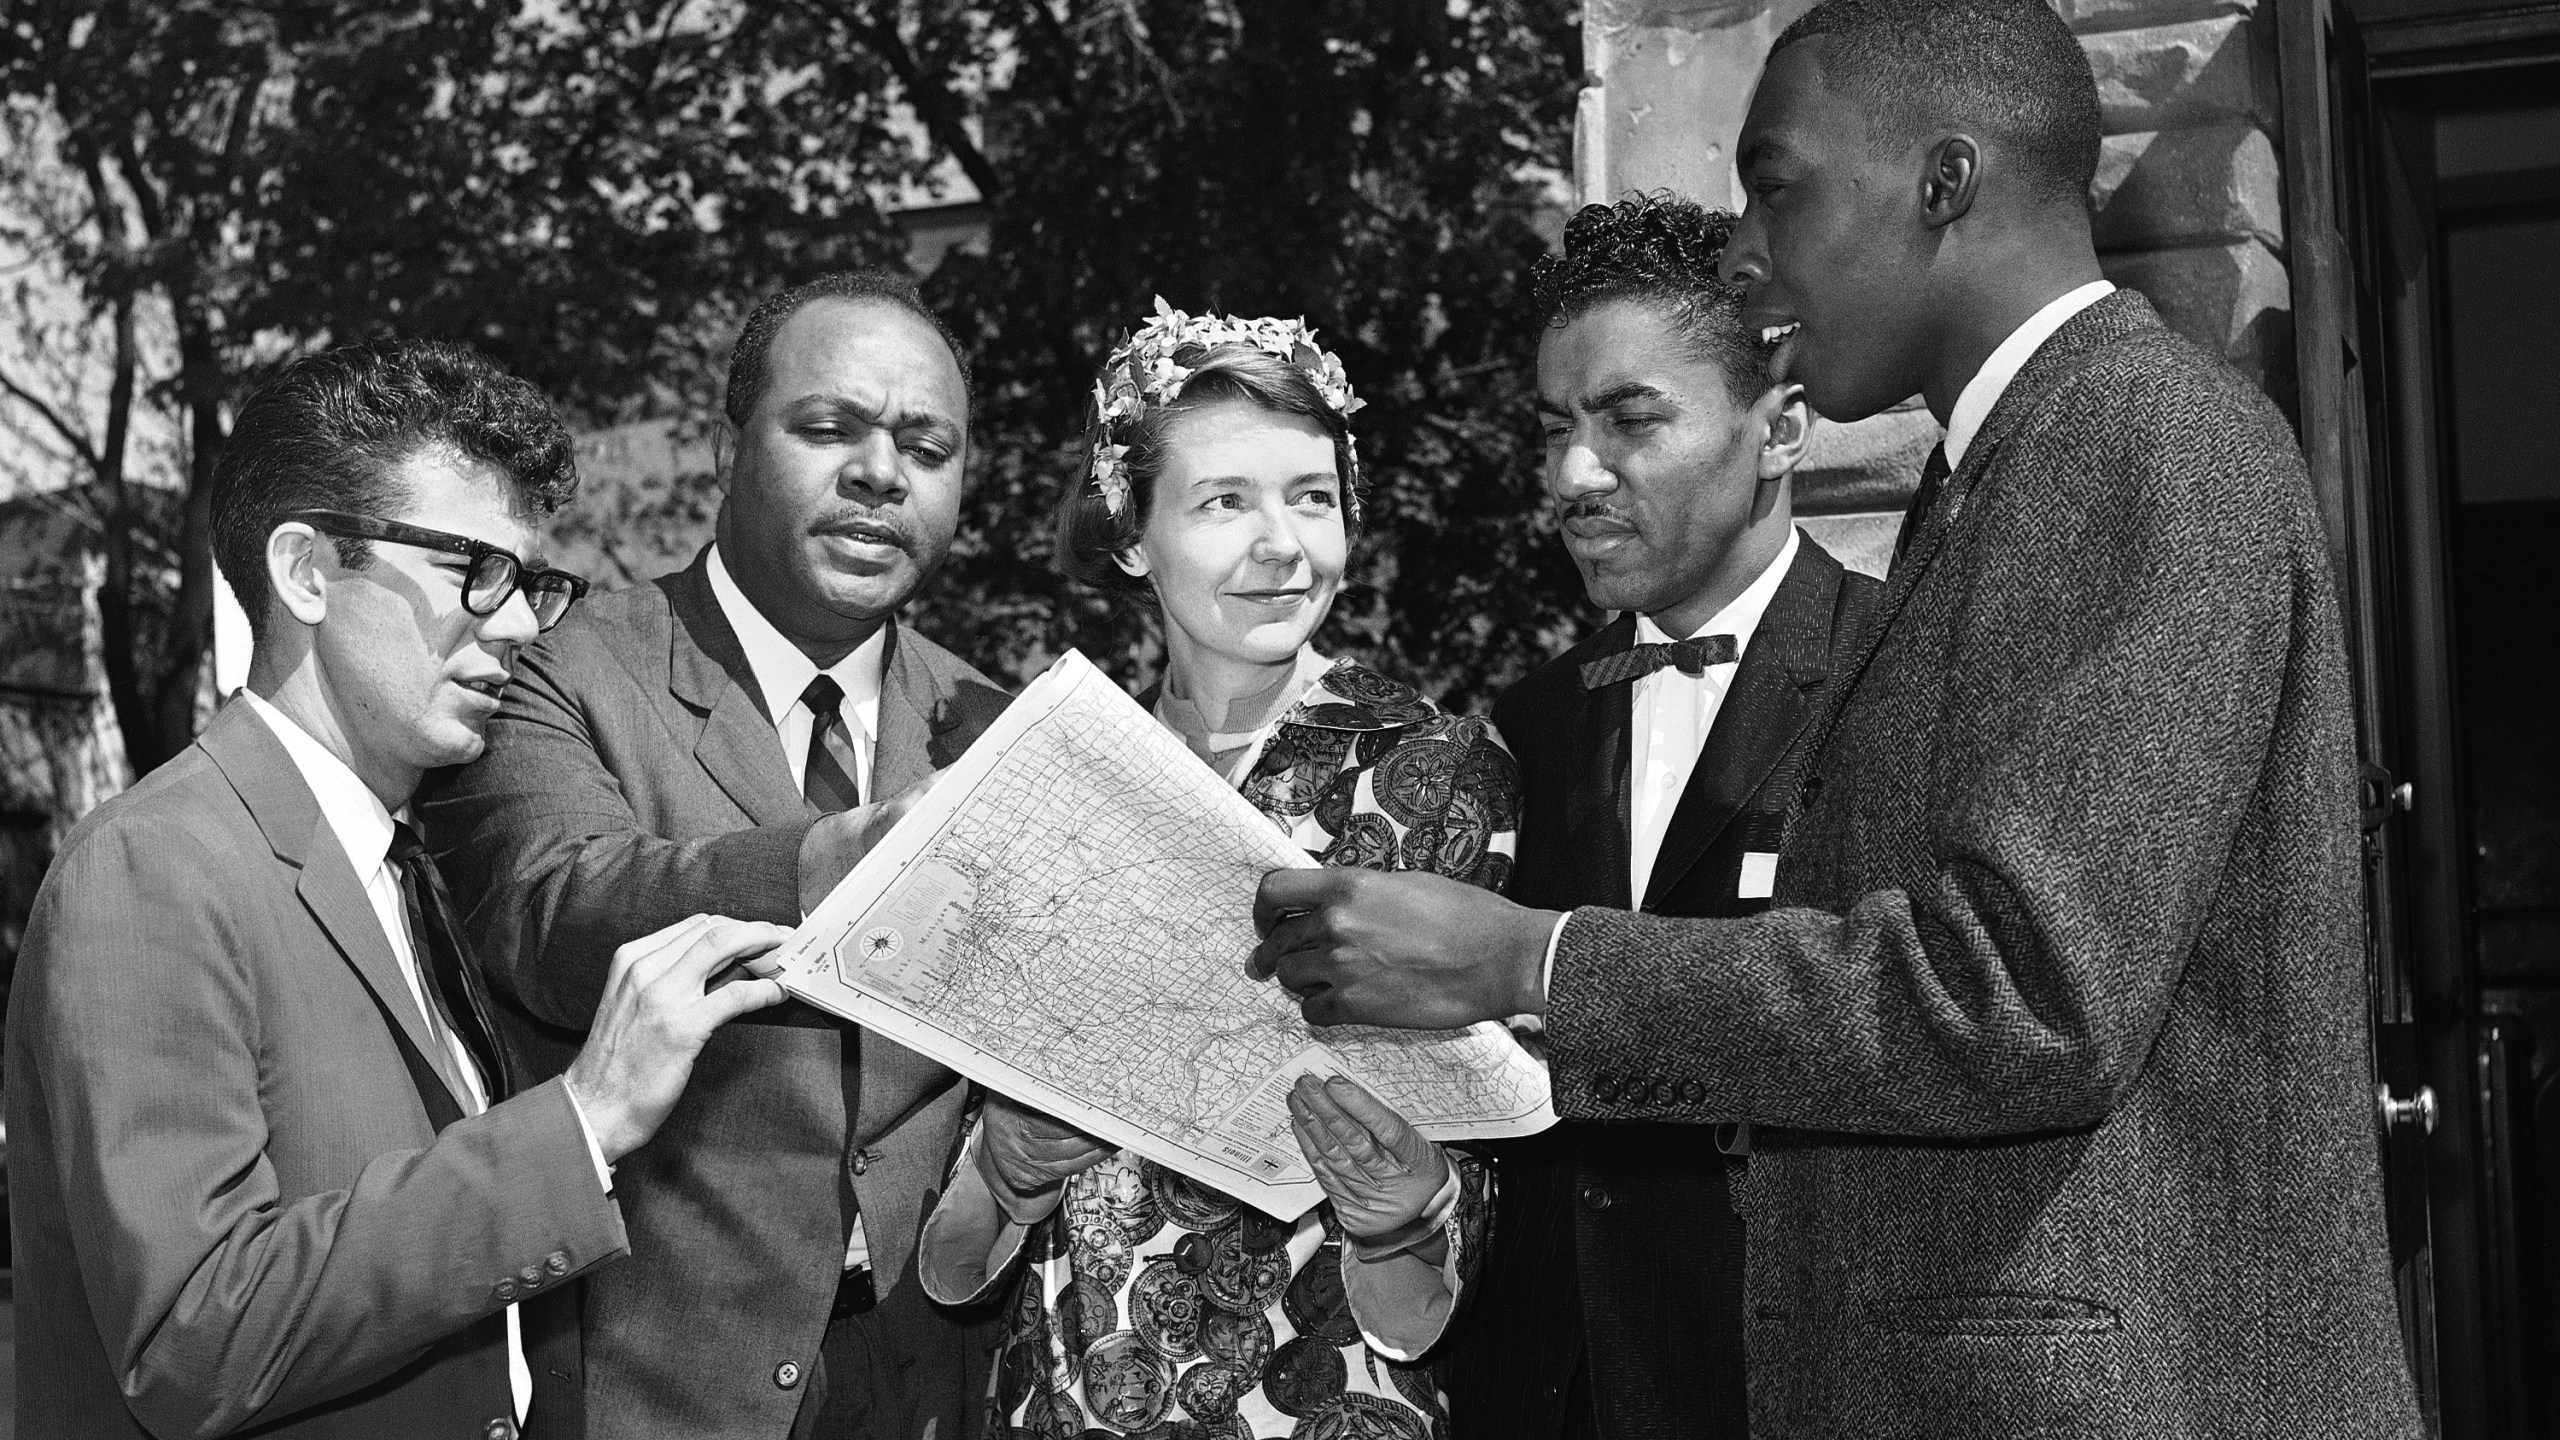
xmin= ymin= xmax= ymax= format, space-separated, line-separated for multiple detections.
xmin=289 ymin=508 xmax=591 ymax=632
xmin=9 ymin=341 xmax=789 ymax=1440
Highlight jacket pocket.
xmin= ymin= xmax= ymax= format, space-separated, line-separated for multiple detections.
xmin=1865 ymin=1291 xmax=2120 ymax=1336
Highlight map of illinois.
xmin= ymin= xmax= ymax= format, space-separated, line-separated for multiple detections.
xmin=771 ymin=651 xmax=1555 ymax=1216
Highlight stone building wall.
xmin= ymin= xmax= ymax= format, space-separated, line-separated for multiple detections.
xmin=1577 ymin=0 xmax=2292 ymax=575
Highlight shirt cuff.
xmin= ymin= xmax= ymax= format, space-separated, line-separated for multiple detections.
xmin=1507 ymin=911 xmax=1572 ymax=1034
xmin=560 ymin=1080 xmax=615 ymax=1194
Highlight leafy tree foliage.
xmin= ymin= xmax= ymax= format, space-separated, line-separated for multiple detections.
xmin=917 ymin=0 xmax=1587 ymax=709
xmin=0 ymin=0 xmax=934 ymax=769
xmin=3 ymin=0 xmax=1586 ymax=789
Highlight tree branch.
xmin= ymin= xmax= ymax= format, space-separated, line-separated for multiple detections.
xmin=0 ymin=365 xmax=104 ymax=470
xmin=830 ymin=2 xmax=1003 ymax=205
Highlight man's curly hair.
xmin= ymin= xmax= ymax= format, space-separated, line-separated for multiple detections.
xmin=1527 ymin=193 xmax=1778 ymax=407
xmin=211 ymin=340 xmax=578 ymax=645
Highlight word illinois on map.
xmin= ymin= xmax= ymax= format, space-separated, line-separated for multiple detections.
xmin=763 ymin=649 xmax=1556 ymax=1218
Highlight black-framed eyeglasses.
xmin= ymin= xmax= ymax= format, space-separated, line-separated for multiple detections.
xmin=290 ymin=509 xmax=590 ymax=632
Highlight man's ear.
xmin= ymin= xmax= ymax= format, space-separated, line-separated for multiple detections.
xmin=1112 ymin=545 xmax=1151 ymax=579
xmin=1757 ymin=383 xmax=1815 ymax=481
xmin=266 ymin=522 xmax=330 ymax=628
xmin=712 ymin=419 xmax=737 ymax=496
xmin=1919 ymin=134 xmax=1981 ymax=231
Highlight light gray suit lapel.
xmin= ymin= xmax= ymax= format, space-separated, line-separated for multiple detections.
xmin=870 ymin=622 xmax=953 ymax=802
xmin=662 ymin=557 xmax=810 ymax=829
xmin=200 ymin=702 xmax=474 ymax=1115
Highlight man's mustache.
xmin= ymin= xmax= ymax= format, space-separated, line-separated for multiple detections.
xmin=1557 ymin=499 xmax=1634 ymax=529
xmin=811 ymin=512 xmax=914 ymax=551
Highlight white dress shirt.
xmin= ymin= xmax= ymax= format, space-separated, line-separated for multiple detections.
xmin=707 ymin=545 xmax=885 ymax=800
xmin=242 ymin=692 xmax=611 ymax=1423
xmin=704 ymin=543 xmax=886 ymax=1273
xmin=1625 ymin=528 xmax=1799 ymax=903
xmin=1942 ymin=280 xmax=2115 ymax=471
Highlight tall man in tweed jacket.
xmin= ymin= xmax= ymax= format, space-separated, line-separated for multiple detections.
xmin=1448 ymin=194 xmax=1877 ymax=1440
xmin=1252 ymin=1 xmax=2424 ymax=1435
xmin=422 ymin=272 xmax=1008 ymax=1439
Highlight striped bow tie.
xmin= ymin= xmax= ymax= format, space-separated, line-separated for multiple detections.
xmin=1578 ymin=634 xmax=1739 ymax=689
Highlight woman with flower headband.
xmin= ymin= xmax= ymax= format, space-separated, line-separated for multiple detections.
xmin=918 ymin=299 xmax=1521 ymax=1437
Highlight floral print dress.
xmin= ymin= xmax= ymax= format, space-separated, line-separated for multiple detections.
xmin=982 ymin=658 xmax=1522 ymax=1440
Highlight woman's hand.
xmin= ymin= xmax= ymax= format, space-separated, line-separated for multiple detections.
xmin=1287 ymin=1074 xmax=1450 ymax=1244
xmin=975 ymin=1092 xmax=1115 ymax=1224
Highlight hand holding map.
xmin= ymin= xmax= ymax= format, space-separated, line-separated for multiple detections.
xmin=759 ymin=650 xmax=1555 ymax=1218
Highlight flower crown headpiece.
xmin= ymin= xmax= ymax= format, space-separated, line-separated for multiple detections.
xmin=1087 ymin=296 xmax=1366 ymax=521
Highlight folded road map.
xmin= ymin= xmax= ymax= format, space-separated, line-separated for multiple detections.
xmin=765 ymin=649 xmax=1555 ymax=1217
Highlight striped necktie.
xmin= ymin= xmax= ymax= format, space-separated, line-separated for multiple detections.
xmin=801 ymin=675 xmax=863 ymax=813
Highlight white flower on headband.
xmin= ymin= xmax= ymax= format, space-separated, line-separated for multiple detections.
xmin=1086 ymin=297 xmax=1367 ymax=519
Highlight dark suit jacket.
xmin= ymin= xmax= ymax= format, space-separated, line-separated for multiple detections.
xmin=1450 ymin=535 xmax=1875 ymax=1440
xmin=1542 ymin=292 xmax=2423 ymax=1437
xmin=419 ymin=550 xmax=1011 ymax=1438
xmin=6 ymin=701 xmax=627 ymax=1440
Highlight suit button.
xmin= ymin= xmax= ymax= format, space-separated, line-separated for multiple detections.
xmin=1801 ymin=776 xmax=1825 ymax=808
xmin=492 ymin=1279 xmax=519 ymax=1303
xmin=518 ymin=1264 xmax=544 ymax=1289
xmin=544 ymin=1250 xmax=571 ymax=1277
xmin=1582 ymin=1184 xmax=1613 ymax=1213
xmin=1589 ymin=1071 xmax=1619 ymax=1102
xmin=850 ymin=1147 xmax=882 ymax=1177
xmin=775 ymin=1360 xmax=804 ymax=1390
xmin=484 ymin=1419 xmax=518 ymax=1440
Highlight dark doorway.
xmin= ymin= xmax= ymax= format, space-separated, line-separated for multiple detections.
xmin=2366 ymin=51 xmax=2560 ymax=1439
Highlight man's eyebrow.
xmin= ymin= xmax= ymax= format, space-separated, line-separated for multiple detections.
xmin=785 ymin=391 xmax=960 ymax=434
xmin=1584 ymin=382 xmax=1668 ymax=410
xmin=1737 ymin=134 xmax=1795 ymax=172
xmin=1533 ymin=394 xmax=1572 ymax=418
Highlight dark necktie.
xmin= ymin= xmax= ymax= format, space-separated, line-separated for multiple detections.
xmin=1893 ymin=442 xmax=1952 ymax=572
xmin=1579 ymin=633 xmax=1740 ymax=690
xmin=386 ymin=822 xmax=509 ymax=1116
xmin=801 ymin=675 xmax=864 ymax=813
xmin=798 ymin=675 xmax=873 ymax=1292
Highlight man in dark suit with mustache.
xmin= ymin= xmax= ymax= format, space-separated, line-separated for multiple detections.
xmin=1445 ymin=194 xmax=1876 ymax=1440
xmin=423 ymin=270 xmax=1009 ymax=1440
xmin=1251 ymin=0 xmax=2421 ymax=1434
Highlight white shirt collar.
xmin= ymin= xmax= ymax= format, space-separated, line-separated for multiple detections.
xmin=1635 ymin=526 xmax=1800 ymax=654
xmin=241 ymin=690 xmax=399 ymax=884
xmin=1942 ymin=280 xmax=2115 ymax=471
xmin=706 ymin=544 xmax=886 ymax=741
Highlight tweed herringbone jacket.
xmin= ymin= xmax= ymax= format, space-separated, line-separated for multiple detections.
xmin=1543 ymin=292 xmax=2423 ymax=1438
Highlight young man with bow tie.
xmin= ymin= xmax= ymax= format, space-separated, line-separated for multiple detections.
xmin=1443 ymin=193 xmax=1878 ymax=1440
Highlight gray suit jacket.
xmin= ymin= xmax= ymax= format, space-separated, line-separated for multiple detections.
xmin=420 ymin=550 xmax=1011 ymax=1438
xmin=1543 ymin=293 xmax=2423 ymax=1438
xmin=7 ymin=701 xmax=627 ymax=1440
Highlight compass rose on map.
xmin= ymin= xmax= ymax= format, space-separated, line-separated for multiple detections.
xmin=859 ymin=926 xmax=904 ymax=962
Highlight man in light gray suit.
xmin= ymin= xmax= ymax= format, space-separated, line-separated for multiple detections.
xmin=1250 ymin=0 xmax=2423 ymax=1436
xmin=422 ymin=270 xmax=1009 ymax=1439
xmin=7 ymin=340 xmax=790 ymax=1440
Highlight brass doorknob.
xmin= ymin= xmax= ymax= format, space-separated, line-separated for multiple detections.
xmin=2378 ymin=1084 xmax=2437 ymax=1135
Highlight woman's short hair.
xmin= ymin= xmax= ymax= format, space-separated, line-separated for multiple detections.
xmin=1053 ymin=342 xmax=1361 ymax=595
